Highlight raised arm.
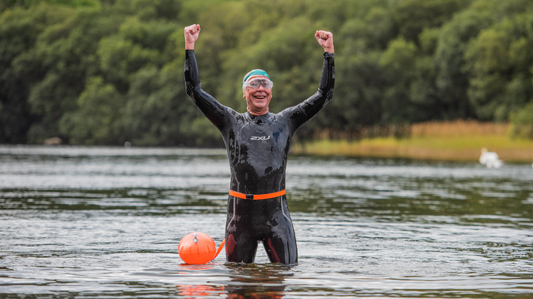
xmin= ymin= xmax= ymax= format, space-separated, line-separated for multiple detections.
xmin=314 ymin=30 xmax=335 ymax=95
xmin=284 ymin=30 xmax=335 ymax=130
xmin=184 ymin=24 xmax=227 ymax=129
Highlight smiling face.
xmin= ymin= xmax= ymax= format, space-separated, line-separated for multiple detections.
xmin=243 ymin=75 xmax=272 ymax=116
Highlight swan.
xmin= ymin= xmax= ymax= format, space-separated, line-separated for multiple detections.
xmin=479 ymin=148 xmax=503 ymax=168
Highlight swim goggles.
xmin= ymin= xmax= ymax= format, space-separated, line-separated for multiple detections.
xmin=243 ymin=78 xmax=274 ymax=90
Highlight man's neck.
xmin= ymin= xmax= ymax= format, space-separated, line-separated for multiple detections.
xmin=247 ymin=107 xmax=269 ymax=116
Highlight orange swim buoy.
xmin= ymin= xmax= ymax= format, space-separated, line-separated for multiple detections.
xmin=178 ymin=232 xmax=225 ymax=265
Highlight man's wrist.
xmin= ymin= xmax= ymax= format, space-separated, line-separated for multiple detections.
xmin=185 ymin=42 xmax=195 ymax=50
xmin=324 ymin=47 xmax=334 ymax=53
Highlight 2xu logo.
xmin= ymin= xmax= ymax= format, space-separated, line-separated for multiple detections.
xmin=250 ymin=136 xmax=271 ymax=141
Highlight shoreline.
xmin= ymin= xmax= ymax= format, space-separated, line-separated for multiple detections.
xmin=292 ymin=121 xmax=533 ymax=163
xmin=292 ymin=138 xmax=533 ymax=163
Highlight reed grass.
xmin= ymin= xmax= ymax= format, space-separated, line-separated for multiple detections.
xmin=293 ymin=120 xmax=533 ymax=162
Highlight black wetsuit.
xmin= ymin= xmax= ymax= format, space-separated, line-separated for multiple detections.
xmin=184 ymin=50 xmax=335 ymax=264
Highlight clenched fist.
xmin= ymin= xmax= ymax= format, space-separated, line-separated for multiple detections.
xmin=315 ymin=30 xmax=334 ymax=53
xmin=184 ymin=24 xmax=201 ymax=50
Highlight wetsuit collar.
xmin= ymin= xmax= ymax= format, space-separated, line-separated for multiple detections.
xmin=246 ymin=111 xmax=272 ymax=122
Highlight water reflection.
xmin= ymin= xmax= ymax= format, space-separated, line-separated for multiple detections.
xmin=178 ymin=284 xmax=225 ymax=298
xmin=224 ymin=263 xmax=290 ymax=299
xmin=175 ymin=263 xmax=291 ymax=298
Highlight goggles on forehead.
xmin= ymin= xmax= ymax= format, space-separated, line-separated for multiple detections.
xmin=243 ymin=78 xmax=274 ymax=90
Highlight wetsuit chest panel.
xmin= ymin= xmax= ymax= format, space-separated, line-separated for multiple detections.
xmin=225 ymin=113 xmax=292 ymax=194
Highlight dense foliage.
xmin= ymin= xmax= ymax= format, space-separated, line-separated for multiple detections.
xmin=2 ymin=0 xmax=533 ymax=146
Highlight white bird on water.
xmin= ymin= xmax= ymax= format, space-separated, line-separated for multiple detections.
xmin=479 ymin=148 xmax=503 ymax=168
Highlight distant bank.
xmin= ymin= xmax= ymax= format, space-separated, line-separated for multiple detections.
xmin=292 ymin=121 xmax=533 ymax=163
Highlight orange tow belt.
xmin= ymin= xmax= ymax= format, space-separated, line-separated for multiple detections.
xmin=229 ymin=189 xmax=286 ymax=200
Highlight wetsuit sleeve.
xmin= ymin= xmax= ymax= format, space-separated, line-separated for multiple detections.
xmin=284 ymin=52 xmax=335 ymax=131
xmin=184 ymin=50 xmax=227 ymax=129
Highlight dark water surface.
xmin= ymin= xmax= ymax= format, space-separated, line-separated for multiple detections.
xmin=1 ymin=146 xmax=532 ymax=298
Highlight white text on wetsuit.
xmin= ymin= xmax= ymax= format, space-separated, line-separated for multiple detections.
xmin=250 ymin=136 xmax=271 ymax=141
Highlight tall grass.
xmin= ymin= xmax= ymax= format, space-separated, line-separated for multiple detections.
xmin=411 ymin=120 xmax=508 ymax=137
xmin=293 ymin=121 xmax=533 ymax=162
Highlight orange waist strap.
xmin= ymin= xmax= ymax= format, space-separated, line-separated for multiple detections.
xmin=229 ymin=189 xmax=286 ymax=200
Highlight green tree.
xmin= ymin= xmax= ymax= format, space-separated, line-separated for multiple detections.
xmin=25 ymin=6 xmax=122 ymax=143
xmin=465 ymin=29 xmax=510 ymax=120
xmin=391 ymin=0 xmax=464 ymax=45
xmin=0 ymin=4 xmax=72 ymax=143
xmin=465 ymin=11 xmax=533 ymax=121
xmin=379 ymin=37 xmax=419 ymax=124
xmin=60 ymin=76 xmax=124 ymax=145
xmin=3 ymin=0 xmax=533 ymax=146
xmin=509 ymin=100 xmax=533 ymax=139
xmin=434 ymin=4 xmax=492 ymax=120
xmin=1 ymin=0 xmax=100 ymax=10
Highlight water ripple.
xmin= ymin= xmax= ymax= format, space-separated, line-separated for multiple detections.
xmin=1 ymin=146 xmax=532 ymax=298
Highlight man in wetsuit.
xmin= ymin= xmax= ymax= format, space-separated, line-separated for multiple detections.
xmin=184 ymin=24 xmax=334 ymax=264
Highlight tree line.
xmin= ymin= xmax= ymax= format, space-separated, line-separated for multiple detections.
xmin=1 ymin=0 xmax=533 ymax=146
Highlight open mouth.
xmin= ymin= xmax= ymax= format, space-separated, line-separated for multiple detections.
xmin=252 ymin=92 xmax=268 ymax=100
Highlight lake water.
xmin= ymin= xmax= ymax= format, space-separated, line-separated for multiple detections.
xmin=1 ymin=145 xmax=532 ymax=298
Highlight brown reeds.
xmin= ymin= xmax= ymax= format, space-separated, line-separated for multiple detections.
xmin=294 ymin=120 xmax=533 ymax=162
xmin=410 ymin=120 xmax=509 ymax=137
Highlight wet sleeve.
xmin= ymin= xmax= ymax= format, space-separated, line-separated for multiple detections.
xmin=285 ymin=52 xmax=335 ymax=131
xmin=184 ymin=50 xmax=227 ymax=129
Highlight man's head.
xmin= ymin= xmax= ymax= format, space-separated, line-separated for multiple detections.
xmin=242 ymin=69 xmax=273 ymax=116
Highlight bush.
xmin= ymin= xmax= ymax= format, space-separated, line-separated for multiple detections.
xmin=509 ymin=101 xmax=533 ymax=139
